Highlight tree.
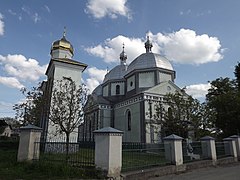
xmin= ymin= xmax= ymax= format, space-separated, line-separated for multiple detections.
xmin=149 ymin=92 xmax=205 ymax=140
xmin=234 ymin=61 xmax=240 ymax=91
xmin=13 ymin=84 xmax=44 ymax=126
xmin=49 ymin=77 xmax=88 ymax=155
xmin=206 ymin=77 xmax=240 ymax=137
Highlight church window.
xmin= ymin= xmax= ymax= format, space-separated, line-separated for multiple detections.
xmin=130 ymin=81 xmax=133 ymax=87
xmin=116 ymin=85 xmax=120 ymax=95
xmin=127 ymin=110 xmax=131 ymax=131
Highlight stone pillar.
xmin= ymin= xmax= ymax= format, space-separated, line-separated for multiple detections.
xmin=93 ymin=127 xmax=123 ymax=179
xmin=200 ymin=136 xmax=217 ymax=162
xmin=163 ymin=134 xmax=183 ymax=165
xmin=223 ymin=137 xmax=237 ymax=159
xmin=17 ymin=124 xmax=42 ymax=162
xmin=229 ymin=135 xmax=240 ymax=159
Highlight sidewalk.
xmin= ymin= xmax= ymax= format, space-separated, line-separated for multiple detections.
xmin=150 ymin=163 xmax=240 ymax=180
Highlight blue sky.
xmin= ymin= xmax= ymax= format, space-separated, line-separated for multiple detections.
xmin=0 ymin=0 xmax=240 ymax=118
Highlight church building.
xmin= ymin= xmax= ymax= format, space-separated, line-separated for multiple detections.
xmin=80 ymin=37 xmax=187 ymax=143
xmin=40 ymin=30 xmax=87 ymax=141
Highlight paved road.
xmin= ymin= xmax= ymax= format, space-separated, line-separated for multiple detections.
xmin=150 ymin=163 xmax=240 ymax=180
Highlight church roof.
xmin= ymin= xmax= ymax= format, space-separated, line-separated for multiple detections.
xmin=126 ymin=53 xmax=173 ymax=74
xmin=103 ymin=65 xmax=126 ymax=83
xmin=45 ymin=58 xmax=87 ymax=75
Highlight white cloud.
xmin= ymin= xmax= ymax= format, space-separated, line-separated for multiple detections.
xmin=8 ymin=9 xmax=17 ymax=16
xmin=151 ymin=29 xmax=223 ymax=64
xmin=21 ymin=6 xmax=41 ymax=23
xmin=180 ymin=9 xmax=191 ymax=16
xmin=0 ymin=76 xmax=24 ymax=89
xmin=21 ymin=6 xmax=31 ymax=15
xmin=86 ymin=29 xmax=223 ymax=65
xmin=44 ymin=5 xmax=51 ymax=13
xmin=0 ymin=13 xmax=4 ymax=36
xmin=86 ymin=0 xmax=131 ymax=20
xmin=85 ymin=67 xmax=107 ymax=92
xmin=186 ymin=83 xmax=211 ymax=99
xmin=33 ymin=13 xmax=41 ymax=23
xmin=0 ymin=54 xmax=47 ymax=82
xmin=85 ymin=35 xmax=146 ymax=64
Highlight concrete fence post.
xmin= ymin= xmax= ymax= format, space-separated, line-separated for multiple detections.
xmin=200 ymin=136 xmax=217 ymax=163
xmin=229 ymin=135 xmax=240 ymax=159
xmin=223 ymin=137 xmax=237 ymax=161
xmin=93 ymin=127 xmax=123 ymax=179
xmin=163 ymin=134 xmax=183 ymax=165
xmin=17 ymin=124 xmax=42 ymax=162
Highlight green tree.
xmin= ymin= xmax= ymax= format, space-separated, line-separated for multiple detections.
xmin=49 ymin=77 xmax=88 ymax=156
xmin=149 ymin=91 xmax=205 ymax=140
xmin=13 ymin=84 xmax=44 ymax=126
xmin=234 ymin=61 xmax=240 ymax=91
xmin=206 ymin=77 xmax=240 ymax=137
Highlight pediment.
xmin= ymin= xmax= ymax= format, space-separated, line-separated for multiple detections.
xmin=144 ymin=80 xmax=185 ymax=95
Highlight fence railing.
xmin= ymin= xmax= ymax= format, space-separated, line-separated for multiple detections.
xmin=215 ymin=142 xmax=231 ymax=159
xmin=0 ymin=140 xmax=19 ymax=151
xmin=34 ymin=141 xmax=95 ymax=167
xmin=122 ymin=142 xmax=170 ymax=172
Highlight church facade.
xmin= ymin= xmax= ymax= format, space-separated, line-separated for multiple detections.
xmin=80 ymin=37 xmax=187 ymax=143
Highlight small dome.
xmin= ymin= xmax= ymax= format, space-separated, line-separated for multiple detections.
xmin=103 ymin=65 xmax=126 ymax=83
xmin=51 ymin=35 xmax=74 ymax=55
xmin=92 ymin=85 xmax=102 ymax=95
xmin=127 ymin=53 xmax=173 ymax=74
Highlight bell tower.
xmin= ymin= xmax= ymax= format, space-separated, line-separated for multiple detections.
xmin=40 ymin=28 xmax=87 ymax=142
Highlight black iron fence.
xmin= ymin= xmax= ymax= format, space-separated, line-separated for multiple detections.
xmin=215 ymin=142 xmax=231 ymax=159
xmin=122 ymin=142 xmax=170 ymax=172
xmin=0 ymin=140 xmax=19 ymax=151
xmin=34 ymin=141 xmax=95 ymax=167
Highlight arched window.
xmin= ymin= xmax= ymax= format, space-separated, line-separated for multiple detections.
xmin=116 ymin=85 xmax=120 ymax=95
xmin=127 ymin=110 xmax=131 ymax=131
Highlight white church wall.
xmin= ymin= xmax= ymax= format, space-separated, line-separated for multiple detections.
xmin=139 ymin=72 xmax=155 ymax=88
xmin=114 ymin=103 xmax=141 ymax=142
xmin=111 ymin=82 xmax=125 ymax=96
xmin=159 ymin=72 xmax=172 ymax=82
xmin=45 ymin=62 xmax=84 ymax=142
xmin=54 ymin=63 xmax=82 ymax=86
xmin=101 ymin=108 xmax=112 ymax=127
xmin=103 ymin=85 xmax=109 ymax=97
xmin=52 ymin=49 xmax=72 ymax=59
xmin=127 ymin=75 xmax=135 ymax=92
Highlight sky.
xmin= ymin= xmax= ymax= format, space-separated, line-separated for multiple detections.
xmin=0 ymin=0 xmax=240 ymax=118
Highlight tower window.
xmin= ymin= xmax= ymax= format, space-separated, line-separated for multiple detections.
xmin=127 ymin=110 xmax=131 ymax=131
xmin=116 ymin=85 xmax=120 ymax=95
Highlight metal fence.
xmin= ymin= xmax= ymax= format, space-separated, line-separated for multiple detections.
xmin=122 ymin=142 xmax=170 ymax=172
xmin=0 ymin=140 xmax=19 ymax=151
xmin=34 ymin=141 xmax=95 ymax=167
xmin=215 ymin=142 xmax=231 ymax=159
xmin=182 ymin=141 xmax=204 ymax=163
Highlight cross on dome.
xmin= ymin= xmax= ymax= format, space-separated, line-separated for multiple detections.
xmin=120 ymin=43 xmax=127 ymax=65
xmin=145 ymin=36 xmax=153 ymax=53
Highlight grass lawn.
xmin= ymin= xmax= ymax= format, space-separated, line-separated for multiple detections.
xmin=122 ymin=150 xmax=169 ymax=171
xmin=0 ymin=149 xmax=104 ymax=179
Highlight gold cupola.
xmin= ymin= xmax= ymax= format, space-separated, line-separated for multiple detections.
xmin=50 ymin=28 xmax=74 ymax=59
